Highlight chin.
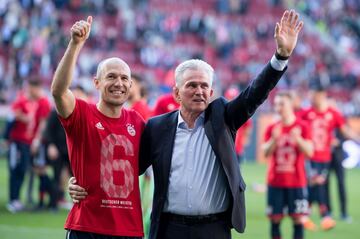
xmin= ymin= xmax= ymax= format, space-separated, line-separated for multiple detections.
xmin=106 ymin=98 xmax=127 ymax=107
xmin=191 ymin=107 xmax=206 ymax=113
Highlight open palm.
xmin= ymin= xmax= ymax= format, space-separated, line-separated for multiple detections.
xmin=274 ymin=10 xmax=303 ymax=57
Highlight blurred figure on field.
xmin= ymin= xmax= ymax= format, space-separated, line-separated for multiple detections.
xmin=44 ymin=84 xmax=90 ymax=210
xmin=7 ymin=77 xmax=51 ymax=213
xmin=298 ymin=85 xmax=360 ymax=230
xmin=127 ymin=73 xmax=152 ymax=121
xmin=325 ymin=98 xmax=351 ymax=222
xmin=152 ymin=93 xmax=179 ymax=116
xmin=224 ymin=86 xmax=252 ymax=164
xmin=263 ymin=91 xmax=313 ymax=239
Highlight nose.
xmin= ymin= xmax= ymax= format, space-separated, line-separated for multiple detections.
xmin=194 ymin=85 xmax=203 ymax=95
xmin=113 ymin=77 xmax=123 ymax=87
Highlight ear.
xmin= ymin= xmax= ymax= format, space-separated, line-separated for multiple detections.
xmin=173 ymin=86 xmax=181 ymax=103
xmin=93 ymin=77 xmax=100 ymax=89
xmin=210 ymin=88 xmax=214 ymax=97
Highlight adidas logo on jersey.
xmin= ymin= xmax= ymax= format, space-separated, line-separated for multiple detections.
xmin=95 ymin=122 xmax=105 ymax=130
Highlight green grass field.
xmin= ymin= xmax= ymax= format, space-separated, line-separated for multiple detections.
xmin=0 ymin=158 xmax=359 ymax=239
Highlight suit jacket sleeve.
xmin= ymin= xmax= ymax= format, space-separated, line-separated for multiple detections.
xmin=225 ymin=62 xmax=286 ymax=130
xmin=139 ymin=121 xmax=152 ymax=175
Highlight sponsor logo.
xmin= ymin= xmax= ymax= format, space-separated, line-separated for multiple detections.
xmin=95 ymin=122 xmax=105 ymax=130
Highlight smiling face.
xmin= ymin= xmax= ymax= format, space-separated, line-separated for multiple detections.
xmin=174 ymin=68 xmax=213 ymax=115
xmin=274 ymin=94 xmax=293 ymax=117
xmin=94 ymin=58 xmax=132 ymax=107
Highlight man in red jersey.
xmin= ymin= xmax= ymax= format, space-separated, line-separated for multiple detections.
xmin=152 ymin=93 xmax=179 ymax=116
xmin=299 ymin=85 xmax=359 ymax=230
xmin=127 ymin=74 xmax=152 ymax=121
xmin=263 ymin=91 xmax=313 ymax=239
xmin=224 ymin=86 xmax=253 ymax=163
xmin=7 ymin=77 xmax=51 ymax=213
xmin=51 ymin=16 xmax=144 ymax=239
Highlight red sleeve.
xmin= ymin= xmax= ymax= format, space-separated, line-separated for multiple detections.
xmin=301 ymin=122 xmax=311 ymax=140
xmin=58 ymin=99 xmax=87 ymax=136
xmin=333 ymin=110 xmax=345 ymax=128
xmin=152 ymin=99 xmax=165 ymax=116
xmin=38 ymin=98 xmax=51 ymax=119
xmin=11 ymin=98 xmax=24 ymax=111
xmin=264 ymin=124 xmax=273 ymax=142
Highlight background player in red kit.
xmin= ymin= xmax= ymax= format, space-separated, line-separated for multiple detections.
xmin=224 ymin=86 xmax=253 ymax=164
xmin=127 ymin=74 xmax=152 ymax=121
xmin=299 ymin=85 xmax=360 ymax=230
xmin=7 ymin=77 xmax=51 ymax=212
xmin=152 ymin=93 xmax=179 ymax=116
xmin=263 ymin=91 xmax=313 ymax=239
xmin=51 ymin=16 xmax=144 ymax=238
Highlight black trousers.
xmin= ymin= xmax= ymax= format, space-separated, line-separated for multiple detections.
xmin=66 ymin=230 xmax=142 ymax=239
xmin=325 ymin=147 xmax=348 ymax=217
xmin=157 ymin=213 xmax=231 ymax=239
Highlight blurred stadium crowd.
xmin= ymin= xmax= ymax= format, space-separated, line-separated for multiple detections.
xmin=0 ymin=3 xmax=359 ymax=239
xmin=0 ymin=0 xmax=360 ymax=115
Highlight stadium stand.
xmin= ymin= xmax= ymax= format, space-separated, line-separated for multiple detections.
xmin=0 ymin=0 xmax=359 ymax=115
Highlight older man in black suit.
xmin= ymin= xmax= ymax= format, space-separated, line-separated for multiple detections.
xmin=69 ymin=9 xmax=303 ymax=239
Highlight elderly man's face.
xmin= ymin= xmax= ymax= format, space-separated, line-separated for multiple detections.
xmin=174 ymin=68 xmax=213 ymax=114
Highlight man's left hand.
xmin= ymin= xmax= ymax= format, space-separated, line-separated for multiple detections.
xmin=274 ymin=9 xmax=304 ymax=58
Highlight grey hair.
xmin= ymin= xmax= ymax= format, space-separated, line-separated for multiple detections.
xmin=174 ymin=59 xmax=214 ymax=87
xmin=96 ymin=57 xmax=131 ymax=79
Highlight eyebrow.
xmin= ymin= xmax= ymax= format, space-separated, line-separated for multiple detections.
xmin=185 ymin=80 xmax=209 ymax=86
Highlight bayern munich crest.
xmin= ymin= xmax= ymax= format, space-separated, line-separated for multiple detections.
xmin=126 ymin=124 xmax=136 ymax=136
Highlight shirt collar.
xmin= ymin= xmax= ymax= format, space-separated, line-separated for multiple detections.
xmin=177 ymin=111 xmax=205 ymax=129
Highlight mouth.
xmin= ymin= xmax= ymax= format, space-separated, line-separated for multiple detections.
xmin=193 ymin=99 xmax=205 ymax=103
xmin=109 ymin=89 xmax=126 ymax=96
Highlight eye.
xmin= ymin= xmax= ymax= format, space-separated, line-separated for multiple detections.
xmin=187 ymin=82 xmax=197 ymax=88
xmin=107 ymin=74 xmax=115 ymax=80
xmin=201 ymin=83 xmax=209 ymax=89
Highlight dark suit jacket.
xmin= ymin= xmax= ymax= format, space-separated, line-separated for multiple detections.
xmin=140 ymin=62 xmax=286 ymax=239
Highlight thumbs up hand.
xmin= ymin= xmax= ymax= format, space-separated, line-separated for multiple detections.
xmin=70 ymin=16 xmax=93 ymax=45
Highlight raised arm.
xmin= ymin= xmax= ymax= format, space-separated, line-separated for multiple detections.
xmin=225 ymin=10 xmax=304 ymax=130
xmin=51 ymin=16 xmax=92 ymax=118
xmin=274 ymin=9 xmax=303 ymax=57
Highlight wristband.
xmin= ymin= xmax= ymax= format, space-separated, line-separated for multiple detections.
xmin=275 ymin=51 xmax=289 ymax=60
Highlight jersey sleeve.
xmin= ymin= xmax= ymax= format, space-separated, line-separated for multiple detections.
xmin=264 ymin=124 xmax=273 ymax=142
xmin=333 ymin=109 xmax=346 ymax=128
xmin=301 ymin=122 xmax=311 ymax=140
xmin=38 ymin=98 xmax=51 ymax=119
xmin=58 ymin=98 xmax=87 ymax=136
xmin=11 ymin=97 xmax=24 ymax=111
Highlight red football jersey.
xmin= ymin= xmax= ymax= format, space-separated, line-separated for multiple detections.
xmin=10 ymin=93 xmax=51 ymax=144
xmin=299 ymin=107 xmax=345 ymax=162
xmin=152 ymin=93 xmax=179 ymax=116
xmin=131 ymin=100 xmax=152 ymax=121
xmin=265 ymin=119 xmax=310 ymax=188
xmin=235 ymin=120 xmax=252 ymax=155
xmin=60 ymin=99 xmax=144 ymax=237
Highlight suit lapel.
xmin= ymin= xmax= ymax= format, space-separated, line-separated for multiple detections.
xmin=160 ymin=111 xmax=178 ymax=185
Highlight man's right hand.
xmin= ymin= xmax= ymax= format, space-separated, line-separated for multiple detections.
xmin=68 ymin=177 xmax=88 ymax=203
xmin=70 ymin=16 xmax=92 ymax=45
